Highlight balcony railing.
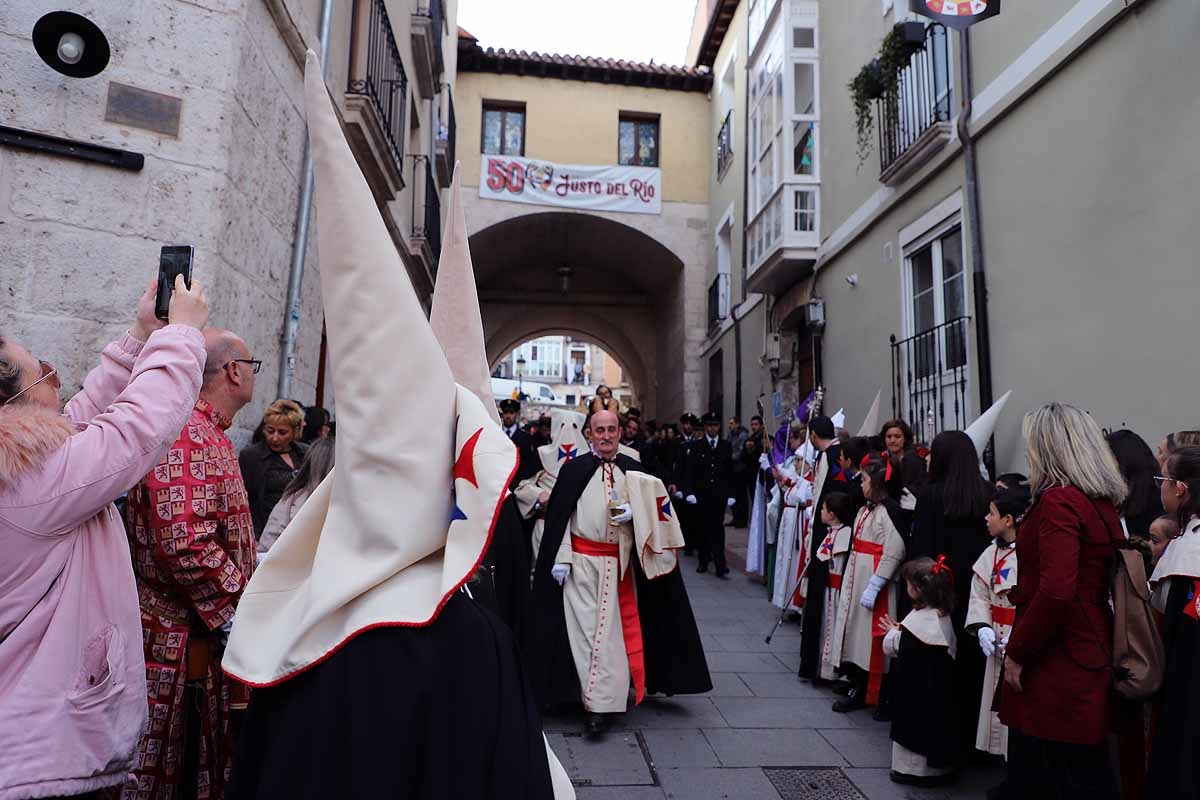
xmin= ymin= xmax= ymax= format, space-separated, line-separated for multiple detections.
xmin=347 ymin=0 xmax=408 ymax=170
xmin=890 ymin=316 xmax=970 ymax=445
xmin=716 ymin=111 xmax=733 ymax=178
xmin=417 ymin=0 xmax=445 ymax=74
xmin=434 ymin=90 xmax=456 ymax=185
xmin=877 ymin=23 xmax=952 ymax=179
xmin=707 ymin=273 xmax=730 ymax=331
xmin=412 ymin=156 xmax=442 ymax=266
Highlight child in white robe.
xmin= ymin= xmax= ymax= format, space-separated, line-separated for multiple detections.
xmin=817 ymin=492 xmax=856 ymax=681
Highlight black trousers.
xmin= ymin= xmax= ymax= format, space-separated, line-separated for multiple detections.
xmin=1003 ymin=729 xmax=1118 ymax=800
xmin=729 ymin=470 xmax=749 ymax=526
xmin=697 ymin=501 xmax=727 ymax=571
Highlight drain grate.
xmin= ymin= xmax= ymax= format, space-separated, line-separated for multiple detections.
xmin=764 ymin=767 xmax=867 ymax=800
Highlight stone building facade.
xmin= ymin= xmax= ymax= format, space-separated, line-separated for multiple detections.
xmin=0 ymin=0 xmax=458 ymax=444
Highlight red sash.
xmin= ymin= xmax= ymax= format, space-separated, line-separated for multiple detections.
xmin=827 ymin=573 xmax=843 ymax=590
xmin=852 ymin=530 xmax=887 ymax=706
xmin=571 ymin=534 xmax=646 ymax=704
xmin=991 ymin=604 xmax=1015 ymax=626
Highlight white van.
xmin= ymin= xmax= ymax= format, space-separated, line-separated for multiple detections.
xmin=490 ymin=378 xmax=566 ymax=407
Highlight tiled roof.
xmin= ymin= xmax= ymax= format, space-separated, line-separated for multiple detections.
xmin=457 ymin=37 xmax=712 ymax=92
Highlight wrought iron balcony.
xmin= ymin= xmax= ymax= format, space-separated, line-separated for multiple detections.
xmin=716 ymin=110 xmax=733 ymax=179
xmin=411 ymin=0 xmax=445 ymax=98
xmin=434 ymin=90 xmax=456 ymax=185
xmin=411 ymin=156 xmax=442 ymax=269
xmin=877 ymin=23 xmax=953 ymax=185
xmin=344 ymin=0 xmax=408 ymax=199
xmin=890 ymin=315 xmax=970 ymax=444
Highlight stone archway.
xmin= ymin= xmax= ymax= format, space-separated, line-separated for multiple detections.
xmin=470 ymin=209 xmax=703 ymax=419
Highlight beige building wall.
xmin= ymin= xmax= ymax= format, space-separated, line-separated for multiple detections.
xmin=456 ymin=73 xmax=709 ymax=204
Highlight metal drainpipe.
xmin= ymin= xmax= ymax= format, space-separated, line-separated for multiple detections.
xmin=957 ymin=28 xmax=994 ymax=417
xmin=278 ymin=0 xmax=335 ymax=400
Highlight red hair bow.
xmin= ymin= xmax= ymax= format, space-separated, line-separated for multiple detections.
xmin=859 ymin=452 xmax=894 ymax=482
xmin=931 ymin=553 xmax=953 ymax=578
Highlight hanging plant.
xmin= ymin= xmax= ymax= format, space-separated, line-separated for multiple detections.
xmin=848 ymin=22 xmax=929 ymax=167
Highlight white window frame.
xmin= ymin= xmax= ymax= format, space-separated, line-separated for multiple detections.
xmin=896 ymin=193 xmax=972 ymax=431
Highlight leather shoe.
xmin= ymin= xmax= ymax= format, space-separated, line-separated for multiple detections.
xmin=585 ymin=713 xmax=611 ymax=739
xmin=696 ymin=564 xmax=709 ymax=574
xmin=831 ymin=680 xmax=852 ymax=696
xmin=715 ymin=567 xmax=730 ymax=579
xmin=832 ymin=687 xmax=866 ymax=713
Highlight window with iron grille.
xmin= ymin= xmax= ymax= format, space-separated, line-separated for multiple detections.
xmin=717 ymin=111 xmax=734 ymax=179
xmin=482 ymin=102 xmax=525 ymax=156
xmin=619 ymin=114 xmax=659 ymax=167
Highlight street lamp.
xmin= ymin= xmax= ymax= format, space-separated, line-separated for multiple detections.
xmin=516 ymin=354 xmax=527 ymax=400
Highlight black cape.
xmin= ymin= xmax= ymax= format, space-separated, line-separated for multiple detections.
xmin=909 ymin=484 xmax=992 ymax=757
xmin=477 ymin=496 xmax=530 ymax=639
xmin=890 ymin=628 xmax=957 ymax=770
xmin=524 ymin=453 xmax=713 ymax=707
xmin=227 ymin=593 xmax=554 ymax=800
xmin=1148 ymin=575 xmax=1200 ymax=799
xmin=799 ymin=443 xmax=845 ymax=679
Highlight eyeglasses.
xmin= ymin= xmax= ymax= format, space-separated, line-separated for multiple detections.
xmin=1154 ymin=476 xmax=1179 ymax=485
xmin=3 ymin=360 xmax=59 ymax=406
xmin=225 ymin=359 xmax=262 ymax=375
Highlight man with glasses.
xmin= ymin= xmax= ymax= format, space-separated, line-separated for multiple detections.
xmin=120 ymin=328 xmax=260 ymax=800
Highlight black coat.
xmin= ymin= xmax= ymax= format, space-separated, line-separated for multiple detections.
xmin=239 ymin=440 xmax=309 ymax=539
xmin=889 ymin=628 xmax=958 ymax=770
xmin=524 ymin=453 xmax=712 ymax=707
xmin=909 ymin=483 xmax=993 ymax=757
xmin=1147 ymin=575 xmax=1200 ymax=800
xmin=227 ymin=593 xmax=554 ymax=800
xmin=506 ymin=427 xmax=538 ymax=487
xmin=799 ymin=443 xmax=848 ymax=679
xmin=476 ymin=496 xmax=530 ymax=639
xmin=684 ymin=437 xmax=734 ymax=505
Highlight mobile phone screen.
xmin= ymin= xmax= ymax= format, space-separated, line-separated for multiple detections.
xmin=155 ymin=245 xmax=194 ymax=320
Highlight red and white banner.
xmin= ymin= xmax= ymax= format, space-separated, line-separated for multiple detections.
xmin=479 ymin=155 xmax=662 ymax=215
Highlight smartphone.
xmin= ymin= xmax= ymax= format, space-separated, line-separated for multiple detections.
xmin=155 ymin=245 xmax=194 ymax=320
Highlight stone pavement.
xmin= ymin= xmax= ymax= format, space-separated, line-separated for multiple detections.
xmin=544 ymin=526 xmax=1003 ymax=800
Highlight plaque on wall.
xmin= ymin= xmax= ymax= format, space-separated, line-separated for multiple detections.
xmin=104 ymin=82 xmax=182 ymax=137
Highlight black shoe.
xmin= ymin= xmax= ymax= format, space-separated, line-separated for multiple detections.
xmin=715 ymin=567 xmax=730 ymax=579
xmin=832 ymin=687 xmax=867 ymax=713
xmin=831 ymin=681 xmax=852 ymax=696
xmin=890 ymin=770 xmax=954 ymax=787
xmin=696 ymin=564 xmax=709 ymax=574
xmin=809 ymin=677 xmax=831 ymax=688
xmin=585 ymin=713 xmax=611 ymax=739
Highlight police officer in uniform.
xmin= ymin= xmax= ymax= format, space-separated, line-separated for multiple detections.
xmin=499 ymin=398 xmax=537 ymax=486
xmin=684 ymin=411 xmax=735 ymax=577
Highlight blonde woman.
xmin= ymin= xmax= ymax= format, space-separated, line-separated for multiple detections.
xmin=239 ymin=399 xmax=309 ymax=539
xmin=258 ymin=437 xmax=335 ymax=558
xmin=997 ymin=403 xmax=1126 ymax=800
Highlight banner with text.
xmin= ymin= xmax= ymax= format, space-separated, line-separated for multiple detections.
xmin=479 ymin=155 xmax=662 ymax=215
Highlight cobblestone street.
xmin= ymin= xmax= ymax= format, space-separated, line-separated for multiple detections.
xmin=545 ymin=527 xmax=1004 ymax=800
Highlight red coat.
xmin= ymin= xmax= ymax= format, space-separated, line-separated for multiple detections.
xmin=998 ymin=485 xmax=1121 ymax=746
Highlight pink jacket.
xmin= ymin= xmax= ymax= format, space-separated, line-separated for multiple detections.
xmin=0 ymin=326 xmax=204 ymax=800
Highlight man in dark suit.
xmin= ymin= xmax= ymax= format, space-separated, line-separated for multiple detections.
xmin=499 ymin=398 xmax=537 ymax=486
xmin=685 ymin=411 xmax=735 ymax=578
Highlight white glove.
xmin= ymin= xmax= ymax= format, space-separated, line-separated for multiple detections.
xmin=673 ymin=490 xmax=684 ymax=500
xmin=860 ymin=574 xmax=888 ymax=610
xmin=551 ymin=564 xmax=571 ymax=586
xmin=686 ymin=494 xmax=698 ymax=505
xmin=978 ymin=626 xmax=997 ymax=658
xmin=609 ymin=503 xmax=633 ymax=524
xmin=758 ymin=453 xmax=771 ymax=471
xmin=727 ymin=497 xmax=736 ymax=508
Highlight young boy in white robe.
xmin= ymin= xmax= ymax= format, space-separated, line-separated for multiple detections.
xmin=816 ymin=492 xmax=856 ymax=681
xmin=966 ymin=485 xmax=1029 ymax=757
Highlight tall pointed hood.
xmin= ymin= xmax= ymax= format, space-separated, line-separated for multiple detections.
xmin=966 ymin=390 xmax=1012 ymax=460
xmin=538 ymin=414 xmax=589 ymax=476
xmin=430 ymin=163 xmax=500 ymax=426
xmin=856 ymin=390 xmax=883 ymax=437
xmin=223 ymin=53 xmax=516 ymax=687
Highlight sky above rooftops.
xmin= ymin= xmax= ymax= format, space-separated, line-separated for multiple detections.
xmin=458 ymin=0 xmax=698 ymax=68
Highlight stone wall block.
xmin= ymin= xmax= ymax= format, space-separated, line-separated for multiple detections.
xmin=25 ymin=225 xmax=159 ymax=320
xmin=142 ymin=158 xmax=225 ymax=251
xmin=8 ymin=152 xmax=147 ymax=235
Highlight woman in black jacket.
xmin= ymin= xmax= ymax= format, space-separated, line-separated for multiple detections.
xmin=909 ymin=430 xmax=993 ymax=762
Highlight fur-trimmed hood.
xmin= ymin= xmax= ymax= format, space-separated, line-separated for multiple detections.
xmin=0 ymin=405 xmax=79 ymax=484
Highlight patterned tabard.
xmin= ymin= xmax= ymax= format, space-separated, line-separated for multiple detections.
xmin=966 ymin=539 xmax=1018 ymax=757
xmin=117 ymin=399 xmax=257 ymax=800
